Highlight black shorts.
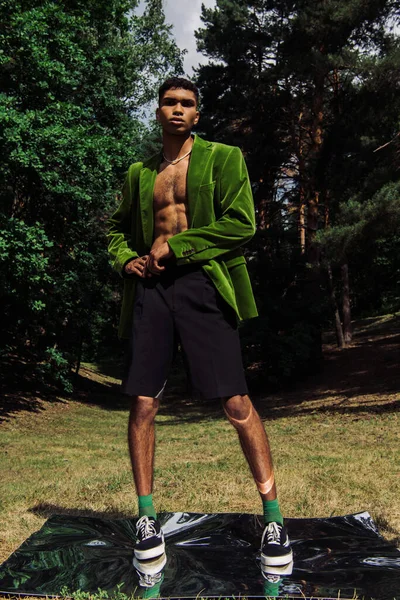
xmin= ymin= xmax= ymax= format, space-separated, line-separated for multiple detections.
xmin=122 ymin=265 xmax=248 ymax=400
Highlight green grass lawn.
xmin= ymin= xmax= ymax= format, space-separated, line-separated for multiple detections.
xmin=1 ymin=386 xmax=399 ymax=564
xmin=1 ymin=315 xmax=399 ymax=600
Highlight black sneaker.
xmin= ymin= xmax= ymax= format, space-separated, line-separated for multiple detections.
xmin=135 ymin=516 xmax=165 ymax=560
xmin=261 ymin=521 xmax=293 ymax=566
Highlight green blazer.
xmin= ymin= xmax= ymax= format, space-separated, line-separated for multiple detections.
xmin=108 ymin=134 xmax=258 ymax=338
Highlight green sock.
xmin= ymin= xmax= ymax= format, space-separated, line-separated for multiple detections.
xmin=138 ymin=494 xmax=157 ymax=519
xmin=263 ymin=575 xmax=281 ymax=597
xmin=263 ymin=498 xmax=284 ymax=525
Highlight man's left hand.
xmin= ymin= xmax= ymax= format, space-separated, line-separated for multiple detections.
xmin=146 ymin=242 xmax=174 ymax=275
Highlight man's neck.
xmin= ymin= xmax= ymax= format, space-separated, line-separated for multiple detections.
xmin=162 ymin=132 xmax=194 ymax=162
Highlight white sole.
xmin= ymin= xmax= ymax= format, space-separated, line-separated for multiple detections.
xmin=261 ymin=548 xmax=293 ymax=566
xmin=261 ymin=560 xmax=294 ymax=576
xmin=133 ymin=553 xmax=167 ymax=575
xmin=134 ymin=541 xmax=166 ymax=560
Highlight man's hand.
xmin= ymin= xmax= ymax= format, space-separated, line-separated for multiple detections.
xmin=124 ymin=256 xmax=150 ymax=278
xmin=146 ymin=242 xmax=174 ymax=275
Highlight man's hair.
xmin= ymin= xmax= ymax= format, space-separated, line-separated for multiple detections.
xmin=158 ymin=77 xmax=199 ymax=105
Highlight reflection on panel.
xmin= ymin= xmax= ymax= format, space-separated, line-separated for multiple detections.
xmin=0 ymin=511 xmax=399 ymax=599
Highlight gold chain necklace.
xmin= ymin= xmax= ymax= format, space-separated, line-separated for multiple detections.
xmin=162 ymin=148 xmax=192 ymax=165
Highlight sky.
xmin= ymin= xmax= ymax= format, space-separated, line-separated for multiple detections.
xmin=137 ymin=0 xmax=217 ymax=75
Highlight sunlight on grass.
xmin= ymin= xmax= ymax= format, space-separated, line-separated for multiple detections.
xmin=1 ymin=314 xmax=399 ymax=600
xmin=1 ymin=392 xmax=399 ymax=565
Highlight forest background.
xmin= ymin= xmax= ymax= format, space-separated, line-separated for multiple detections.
xmin=1 ymin=0 xmax=400 ymax=395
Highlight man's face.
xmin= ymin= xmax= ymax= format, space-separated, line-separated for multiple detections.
xmin=156 ymin=88 xmax=200 ymax=135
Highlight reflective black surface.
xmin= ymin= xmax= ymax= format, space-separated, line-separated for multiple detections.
xmin=0 ymin=511 xmax=399 ymax=599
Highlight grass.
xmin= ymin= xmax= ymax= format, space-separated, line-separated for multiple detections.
xmin=0 ymin=315 xmax=399 ymax=599
xmin=0 ymin=590 xmax=368 ymax=600
xmin=1 ymin=395 xmax=398 ymax=559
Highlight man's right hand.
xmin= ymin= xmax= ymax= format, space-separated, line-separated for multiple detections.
xmin=124 ymin=256 xmax=151 ymax=278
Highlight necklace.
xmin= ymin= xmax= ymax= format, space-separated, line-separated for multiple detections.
xmin=162 ymin=148 xmax=192 ymax=165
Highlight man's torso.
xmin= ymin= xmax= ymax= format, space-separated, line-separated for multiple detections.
xmin=152 ymin=156 xmax=190 ymax=252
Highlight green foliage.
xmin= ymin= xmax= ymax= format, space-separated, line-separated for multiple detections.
xmin=36 ymin=347 xmax=74 ymax=393
xmin=318 ymin=181 xmax=400 ymax=261
xmin=318 ymin=181 xmax=400 ymax=314
xmin=0 ymin=217 xmax=54 ymax=348
xmin=0 ymin=0 xmax=183 ymax=390
xmin=196 ymin=0 xmax=400 ymax=214
xmin=196 ymin=0 xmax=400 ymax=364
xmin=59 ymin=584 xmax=127 ymax=600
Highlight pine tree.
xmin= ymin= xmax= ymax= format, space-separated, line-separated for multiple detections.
xmin=196 ymin=0 xmax=400 ymax=357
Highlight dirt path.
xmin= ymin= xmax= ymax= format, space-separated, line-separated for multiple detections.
xmin=255 ymin=314 xmax=399 ymax=420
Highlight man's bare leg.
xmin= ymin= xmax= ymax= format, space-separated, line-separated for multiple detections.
xmin=128 ymin=395 xmax=159 ymax=514
xmin=129 ymin=395 xmax=165 ymax=560
xmin=223 ymin=393 xmax=292 ymax=565
xmin=222 ymin=394 xmax=278 ymax=499
xmin=223 ymin=393 xmax=285 ymax=529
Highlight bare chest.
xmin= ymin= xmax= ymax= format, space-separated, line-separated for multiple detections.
xmin=153 ymin=160 xmax=189 ymax=210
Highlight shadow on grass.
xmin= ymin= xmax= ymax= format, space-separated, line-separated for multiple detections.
xmin=29 ymin=502 xmax=133 ymax=521
xmin=0 ymin=354 xmax=67 ymax=423
xmin=1 ymin=392 xmax=48 ymax=423
xmin=157 ymin=317 xmax=400 ymax=424
xmin=72 ymin=368 xmax=128 ymax=410
xmin=0 ymin=355 xmax=127 ymax=422
xmin=2 ymin=315 xmax=399 ymax=425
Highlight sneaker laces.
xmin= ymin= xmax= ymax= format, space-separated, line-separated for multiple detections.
xmin=266 ymin=522 xmax=282 ymax=545
xmin=136 ymin=516 xmax=157 ymax=540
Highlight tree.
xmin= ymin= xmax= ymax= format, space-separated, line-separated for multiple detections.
xmin=195 ymin=0 xmax=400 ymax=370
xmin=318 ymin=180 xmax=400 ymax=318
xmin=0 ymin=0 xmax=183 ymax=390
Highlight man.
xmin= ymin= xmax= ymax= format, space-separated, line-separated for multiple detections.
xmin=108 ymin=77 xmax=292 ymax=568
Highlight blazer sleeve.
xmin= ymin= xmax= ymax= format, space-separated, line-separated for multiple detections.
xmin=167 ymin=147 xmax=256 ymax=264
xmin=107 ymin=162 xmax=142 ymax=277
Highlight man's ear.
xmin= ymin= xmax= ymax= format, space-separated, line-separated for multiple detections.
xmin=194 ymin=111 xmax=200 ymax=125
xmin=156 ymin=107 xmax=160 ymax=122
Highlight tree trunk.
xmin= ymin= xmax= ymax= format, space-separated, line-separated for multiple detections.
xmin=297 ymin=115 xmax=306 ymax=254
xmin=299 ymin=187 xmax=306 ymax=254
xmin=306 ymin=70 xmax=325 ymax=265
xmin=258 ymin=196 xmax=268 ymax=230
xmin=256 ymin=179 xmax=274 ymax=230
xmin=307 ymin=190 xmax=320 ymax=264
xmin=327 ymin=264 xmax=344 ymax=348
xmin=341 ymin=262 xmax=352 ymax=344
xmin=75 ymin=333 xmax=84 ymax=377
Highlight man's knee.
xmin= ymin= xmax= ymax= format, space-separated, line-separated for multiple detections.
xmin=130 ymin=395 xmax=159 ymax=425
xmin=222 ymin=394 xmax=253 ymax=428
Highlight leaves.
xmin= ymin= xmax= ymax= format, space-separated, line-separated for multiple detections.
xmin=0 ymin=0 xmax=183 ymax=389
xmin=196 ymin=0 xmax=400 ymax=369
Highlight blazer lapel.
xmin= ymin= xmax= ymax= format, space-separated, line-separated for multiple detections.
xmin=187 ymin=135 xmax=213 ymax=226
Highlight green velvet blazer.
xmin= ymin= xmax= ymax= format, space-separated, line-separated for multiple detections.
xmin=108 ymin=134 xmax=259 ymax=338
